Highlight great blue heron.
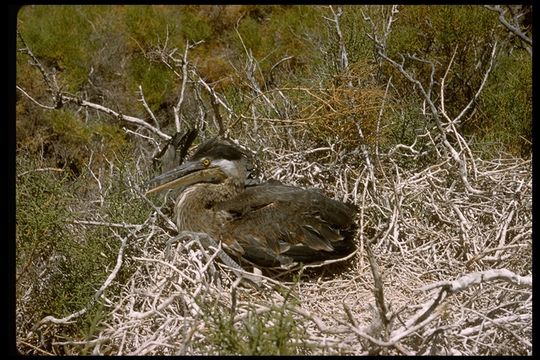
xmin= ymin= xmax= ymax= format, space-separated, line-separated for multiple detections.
xmin=146 ymin=138 xmax=357 ymax=267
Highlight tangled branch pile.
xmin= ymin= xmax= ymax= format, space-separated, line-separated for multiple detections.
xmin=26 ymin=115 xmax=531 ymax=355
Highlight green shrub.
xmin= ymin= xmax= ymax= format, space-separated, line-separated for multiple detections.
xmin=201 ymin=294 xmax=307 ymax=355
xmin=17 ymin=5 xmax=99 ymax=91
xmin=127 ymin=56 xmax=177 ymax=112
xmin=124 ymin=5 xmax=182 ymax=50
xmin=179 ymin=7 xmax=213 ymax=42
xmin=16 ymin=155 xmax=84 ymax=331
xmin=16 ymin=153 xmax=151 ymax=353
xmin=377 ymin=5 xmax=530 ymax=158
xmin=471 ymin=50 xmax=532 ymax=157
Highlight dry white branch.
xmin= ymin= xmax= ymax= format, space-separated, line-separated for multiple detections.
xmin=485 ymin=5 xmax=532 ymax=50
xmin=17 ymin=167 xmax=64 ymax=177
xmin=458 ymin=313 xmax=531 ymax=337
xmin=327 ymin=5 xmax=349 ymax=73
xmin=17 ymin=32 xmax=171 ymax=143
xmin=420 ymin=269 xmax=532 ymax=292
xmin=33 ymin=145 xmax=530 ymax=355
xmin=374 ymin=38 xmax=498 ymax=195
xmin=60 ymin=94 xmax=171 ymax=140
xmin=172 ymin=41 xmax=190 ymax=133
xmin=71 ymin=220 xmax=142 ymax=230
xmin=193 ymin=71 xmax=233 ymax=115
xmin=138 ymin=85 xmax=159 ymax=129
xmin=453 ymin=42 xmax=497 ymax=124
xmin=16 ymin=85 xmax=57 ymax=110
xmin=362 ymin=5 xmax=399 ymax=61
xmin=17 ymin=31 xmax=59 ymax=95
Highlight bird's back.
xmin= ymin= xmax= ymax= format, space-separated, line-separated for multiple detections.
xmin=214 ymin=182 xmax=357 ymax=267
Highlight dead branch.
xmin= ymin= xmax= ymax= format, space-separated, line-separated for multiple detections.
xmin=325 ymin=6 xmax=349 ymax=73
xmin=17 ymin=167 xmax=64 ymax=178
xmin=485 ymin=5 xmax=532 ymax=52
xmin=373 ymin=37 xmax=498 ymax=195
xmin=172 ymin=41 xmax=190 ymax=133
xmin=17 ymin=32 xmax=171 ymax=142
xmin=60 ymin=94 xmax=171 ymax=140
xmin=138 ymin=85 xmax=159 ymax=129
xmin=15 ymin=85 xmax=56 ymax=110
xmin=421 ymin=268 xmax=532 ymax=293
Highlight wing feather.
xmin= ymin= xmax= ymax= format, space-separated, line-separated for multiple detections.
xmin=214 ymin=183 xmax=356 ymax=266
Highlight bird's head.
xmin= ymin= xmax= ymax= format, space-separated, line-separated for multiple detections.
xmin=145 ymin=138 xmax=249 ymax=195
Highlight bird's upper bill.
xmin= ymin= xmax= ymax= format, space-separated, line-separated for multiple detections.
xmin=145 ymin=160 xmax=227 ymax=195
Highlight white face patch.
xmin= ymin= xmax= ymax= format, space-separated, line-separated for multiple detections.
xmin=211 ymin=159 xmax=243 ymax=179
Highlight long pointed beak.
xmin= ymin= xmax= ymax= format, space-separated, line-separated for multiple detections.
xmin=145 ymin=161 xmax=227 ymax=195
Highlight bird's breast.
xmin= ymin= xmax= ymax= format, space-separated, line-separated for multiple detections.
xmin=174 ymin=184 xmax=234 ymax=235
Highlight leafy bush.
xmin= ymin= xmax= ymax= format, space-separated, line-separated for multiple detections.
xmin=16 ymin=155 xmax=93 ymax=345
xmin=16 ymin=153 xmax=150 ymax=354
xmin=472 ymin=50 xmax=532 ymax=157
xmin=17 ymin=5 xmax=98 ymax=91
xmin=201 ymin=290 xmax=307 ymax=355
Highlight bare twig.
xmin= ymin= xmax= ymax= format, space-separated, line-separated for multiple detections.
xmin=172 ymin=40 xmax=193 ymax=133
xmin=16 ymin=85 xmax=56 ymax=110
xmin=485 ymin=5 xmax=532 ymax=50
xmin=17 ymin=32 xmax=171 ymax=142
xmin=17 ymin=167 xmax=64 ymax=178
xmin=138 ymin=85 xmax=159 ymax=129
xmin=60 ymin=94 xmax=171 ymax=140
xmin=420 ymin=268 xmax=532 ymax=292
xmin=326 ymin=6 xmax=349 ymax=74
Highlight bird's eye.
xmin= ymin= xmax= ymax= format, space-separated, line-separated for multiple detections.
xmin=201 ymin=158 xmax=211 ymax=167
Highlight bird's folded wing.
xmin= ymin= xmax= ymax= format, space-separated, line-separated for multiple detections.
xmin=215 ymin=183 xmax=356 ymax=266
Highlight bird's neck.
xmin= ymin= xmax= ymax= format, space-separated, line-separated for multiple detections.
xmin=174 ymin=178 xmax=243 ymax=233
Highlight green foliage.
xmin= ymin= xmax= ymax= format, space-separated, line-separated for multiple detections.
xmin=102 ymin=155 xmax=150 ymax=225
xmin=17 ymin=5 xmax=99 ymax=91
xmin=331 ymin=6 xmax=374 ymax=74
xmin=178 ymin=8 xmax=213 ymax=42
xmin=16 ymin=155 xmax=96 ymax=324
xmin=127 ymin=57 xmax=177 ymax=112
xmin=378 ymin=5 xmax=530 ymax=158
xmin=386 ymin=6 xmax=498 ymax=112
xmin=26 ymin=109 xmax=129 ymax=174
xmin=16 ymin=153 xmax=150 ymax=349
xmin=201 ymin=292 xmax=307 ymax=355
xmin=16 ymin=158 xmax=73 ymax=272
xmin=124 ymin=5 xmax=183 ymax=49
xmin=79 ymin=302 xmax=108 ymax=355
xmin=388 ymin=6 xmax=498 ymax=57
xmin=46 ymin=110 xmax=92 ymax=147
xmin=472 ymin=50 xmax=532 ymax=157
xmin=235 ymin=16 xmax=269 ymax=58
xmin=91 ymin=122 xmax=129 ymax=160
xmin=17 ymin=5 xmax=531 ymax=159
xmin=222 ymin=6 xmax=325 ymax=86
xmin=265 ymin=6 xmax=326 ymax=83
